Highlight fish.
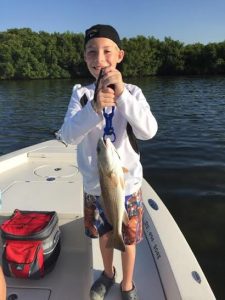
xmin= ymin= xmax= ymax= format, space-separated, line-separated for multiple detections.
xmin=96 ymin=138 xmax=129 ymax=252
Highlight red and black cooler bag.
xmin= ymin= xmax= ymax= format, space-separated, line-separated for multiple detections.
xmin=0 ymin=209 xmax=61 ymax=279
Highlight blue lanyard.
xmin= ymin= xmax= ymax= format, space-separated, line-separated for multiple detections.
xmin=103 ymin=107 xmax=116 ymax=142
xmin=94 ymin=69 xmax=116 ymax=142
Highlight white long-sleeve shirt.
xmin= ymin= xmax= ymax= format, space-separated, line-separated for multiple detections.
xmin=60 ymin=83 xmax=158 ymax=196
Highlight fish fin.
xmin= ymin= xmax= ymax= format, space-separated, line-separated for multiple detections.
xmin=122 ymin=167 xmax=129 ymax=173
xmin=123 ymin=210 xmax=129 ymax=226
xmin=104 ymin=211 xmax=113 ymax=225
xmin=99 ymin=195 xmax=103 ymax=205
xmin=106 ymin=233 xmax=126 ymax=252
xmin=99 ymin=196 xmax=113 ymax=225
xmin=110 ymin=172 xmax=119 ymax=187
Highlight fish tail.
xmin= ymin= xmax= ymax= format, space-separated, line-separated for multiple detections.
xmin=106 ymin=233 xmax=126 ymax=252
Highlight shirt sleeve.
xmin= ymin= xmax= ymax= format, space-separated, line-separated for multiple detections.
xmin=59 ymin=85 xmax=103 ymax=145
xmin=116 ymin=84 xmax=158 ymax=140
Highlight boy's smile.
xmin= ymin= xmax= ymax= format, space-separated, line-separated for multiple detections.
xmin=84 ymin=37 xmax=124 ymax=79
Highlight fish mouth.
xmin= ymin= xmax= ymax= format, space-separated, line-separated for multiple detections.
xmin=97 ymin=137 xmax=111 ymax=153
xmin=103 ymin=138 xmax=111 ymax=148
xmin=100 ymin=137 xmax=109 ymax=147
xmin=97 ymin=137 xmax=106 ymax=154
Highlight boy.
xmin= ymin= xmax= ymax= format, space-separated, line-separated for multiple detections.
xmin=60 ymin=24 xmax=158 ymax=300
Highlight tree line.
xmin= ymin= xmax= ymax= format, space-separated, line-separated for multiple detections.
xmin=0 ymin=28 xmax=225 ymax=80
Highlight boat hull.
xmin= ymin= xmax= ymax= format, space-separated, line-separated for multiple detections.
xmin=0 ymin=140 xmax=215 ymax=299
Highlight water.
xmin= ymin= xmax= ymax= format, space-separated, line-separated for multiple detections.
xmin=0 ymin=77 xmax=225 ymax=299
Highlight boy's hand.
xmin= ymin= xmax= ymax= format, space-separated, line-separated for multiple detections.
xmin=93 ymin=86 xmax=116 ymax=113
xmin=101 ymin=67 xmax=124 ymax=98
xmin=92 ymin=67 xmax=124 ymax=113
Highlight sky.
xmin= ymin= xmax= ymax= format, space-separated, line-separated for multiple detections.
xmin=0 ymin=0 xmax=225 ymax=45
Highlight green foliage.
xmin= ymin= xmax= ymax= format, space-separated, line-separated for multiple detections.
xmin=157 ymin=37 xmax=185 ymax=75
xmin=122 ymin=36 xmax=161 ymax=76
xmin=0 ymin=28 xmax=224 ymax=80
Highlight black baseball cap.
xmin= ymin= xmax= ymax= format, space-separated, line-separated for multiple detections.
xmin=84 ymin=24 xmax=121 ymax=49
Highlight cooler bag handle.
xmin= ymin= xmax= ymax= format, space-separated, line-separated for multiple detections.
xmin=1 ymin=209 xmax=57 ymax=239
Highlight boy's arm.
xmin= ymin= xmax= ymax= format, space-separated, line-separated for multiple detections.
xmin=59 ymin=85 xmax=103 ymax=145
xmin=116 ymin=85 xmax=158 ymax=140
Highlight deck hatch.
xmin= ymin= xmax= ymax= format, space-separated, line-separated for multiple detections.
xmin=7 ymin=288 xmax=51 ymax=300
xmin=34 ymin=164 xmax=78 ymax=178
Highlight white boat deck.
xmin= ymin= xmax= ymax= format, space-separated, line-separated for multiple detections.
xmin=0 ymin=140 xmax=215 ymax=300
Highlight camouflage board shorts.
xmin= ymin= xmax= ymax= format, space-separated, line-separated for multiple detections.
xmin=84 ymin=189 xmax=143 ymax=245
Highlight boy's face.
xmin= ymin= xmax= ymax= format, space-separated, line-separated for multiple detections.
xmin=84 ymin=37 xmax=124 ymax=79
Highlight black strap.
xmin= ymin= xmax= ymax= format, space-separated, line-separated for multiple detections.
xmin=79 ymin=92 xmax=139 ymax=154
xmin=125 ymin=88 xmax=140 ymax=155
xmin=80 ymin=93 xmax=88 ymax=107
xmin=126 ymin=122 xmax=139 ymax=154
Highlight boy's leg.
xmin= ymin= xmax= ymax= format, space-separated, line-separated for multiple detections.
xmin=85 ymin=193 xmax=116 ymax=299
xmin=99 ymin=233 xmax=114 ymax=278
xmin=90 ymin=233 xmax=115 ymax=300
xmin=121 ymin=244 xmax=136 ymax=291
xmin=120 ymin=189 xmax=143 ymax=297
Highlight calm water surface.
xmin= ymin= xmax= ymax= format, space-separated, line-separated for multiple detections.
xmin=0 ymin=77 xmax=225 ymax=299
